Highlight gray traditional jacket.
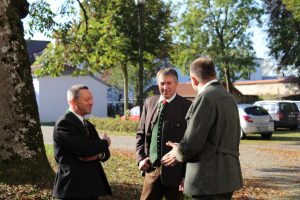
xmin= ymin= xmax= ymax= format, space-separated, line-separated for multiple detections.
xmin=176 ymin=82 xmax=243 ymax=195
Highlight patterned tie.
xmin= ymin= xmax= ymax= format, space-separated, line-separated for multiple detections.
xmin=83 ymin=119 xmax=90 ymax=138
xmin=150 ymin=100 xmax=168 ymax=165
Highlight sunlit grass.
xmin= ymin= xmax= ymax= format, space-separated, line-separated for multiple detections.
xmin=241 ymin=130 xmax=300 ymax=144
xmin=45 ymin=145 xmax=143 ymax=199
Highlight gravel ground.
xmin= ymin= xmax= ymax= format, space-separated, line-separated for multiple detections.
xmin=41 ymin=126 xmax=300 ymax=199
xmin=239 ymin=142 xmax=300 ymax=199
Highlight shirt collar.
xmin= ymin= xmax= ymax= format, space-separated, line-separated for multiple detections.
xmin=69 ymin=108 xmax=85 ymax=125
xmin=197 ymin=79 xmax=218 ymax=95
xmin=159 ymin=93 xmax=176 ymax=104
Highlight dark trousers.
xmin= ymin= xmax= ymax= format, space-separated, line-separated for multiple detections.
xmin=192 ymin=192 xmax=233 ymax=200
xmin=140 ymin=167 xmax=183 ymax=200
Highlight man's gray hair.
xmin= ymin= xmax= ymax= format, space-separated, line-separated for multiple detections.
xmin=156 ymin=67 xmax=178 ymax=83
xmin=67 ymin=84 xmax=89 ymax=102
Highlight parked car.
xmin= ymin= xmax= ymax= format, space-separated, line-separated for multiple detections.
xmin=285 ymin=100 xmax=300 ymax=111
xmin=253 ymin=100 xmax=299 ymax=130
xmin=238 ymin=104 xmax=274 ymax=139
xmin=120 ymin=106 xmax=140 ymax=121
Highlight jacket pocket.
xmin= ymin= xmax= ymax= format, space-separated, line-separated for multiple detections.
xmin=163 ymin=120 xmax=187 ymax=129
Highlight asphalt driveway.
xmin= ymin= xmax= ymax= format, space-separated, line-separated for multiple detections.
xmin=41 ymin=126 xmax=135 ymax=151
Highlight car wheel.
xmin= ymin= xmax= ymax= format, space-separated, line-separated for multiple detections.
xmin=240 ymin=129 xmax=246 ymax=139
xmin=261 ymin=132 xmax=272 ymax=139
xmin=289 ymin=125 xmax=298 ymax=131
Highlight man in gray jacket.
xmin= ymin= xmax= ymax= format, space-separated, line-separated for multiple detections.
xmin=162 ymin=56 xmax=243 ymax=200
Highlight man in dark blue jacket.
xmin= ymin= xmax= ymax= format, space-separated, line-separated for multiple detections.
xmin=53 ymin=84 xmax=112 ymax=199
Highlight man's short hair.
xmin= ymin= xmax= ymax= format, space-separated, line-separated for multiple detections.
xmin=190 ymin=56 xmax=216 ymax=81
xmin=67 ymin=84 xmax=89 ymax=102
xmin=156 ymin=67 xmax=178 ymax=83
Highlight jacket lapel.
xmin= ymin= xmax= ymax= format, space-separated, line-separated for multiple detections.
xmin=150 ymin=101 xmax=159 ymax=124
xmin=66 ymin=111 xmax=87 ymax=136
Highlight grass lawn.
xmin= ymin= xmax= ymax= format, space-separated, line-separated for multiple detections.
xmin=241 ymin=129 xmax=300 ymax=144
xmin=3 ymin=129 xmax=299 ymax=199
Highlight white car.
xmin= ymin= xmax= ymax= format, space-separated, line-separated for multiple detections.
xmin=238 ymin=104 xmax=274 ymax=139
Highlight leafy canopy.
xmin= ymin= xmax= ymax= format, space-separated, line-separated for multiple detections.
xmin=171 ymin=0 xmax=263 ymax=83
xmin=30 ymin=0 xmax=172 ymax=81
xmin=264 ymin=0 xmax=300 ymax=76
xmin=282 ymin=0 xmax=300 ymax=21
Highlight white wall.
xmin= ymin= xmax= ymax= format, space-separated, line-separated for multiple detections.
xmin=36 ymin=76 xmax=107 ymax=122
xmin=32 ymin=77 xmax=40 ymax=107
xmin=234 ymin=80 xmax=300 ymax=96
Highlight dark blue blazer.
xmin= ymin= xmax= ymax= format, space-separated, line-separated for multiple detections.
xmin=52 ymin=111 xmax=112 ymax=198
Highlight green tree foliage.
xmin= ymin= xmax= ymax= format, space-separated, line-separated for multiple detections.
xmin=264 ymin=0 xmax=300 ymax=77
xmin=29 ymin=0 xmax=172 ymax=112
xmin=282 ymin=0 xmax=300 ymax=21
xmin=171 ymin=0 xmax=262 ymax=92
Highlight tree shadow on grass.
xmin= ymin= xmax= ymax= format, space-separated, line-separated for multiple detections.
xmin=234 ymin=178 xmax=284 ymax=200
xmin=257 ymin=166 xmax=300 ymax=200
xmin=102 ymin=182 xmax=142 ymax=200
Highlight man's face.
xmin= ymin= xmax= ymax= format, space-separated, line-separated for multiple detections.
xmin=158 ymin=74 xmax=178 ymax=99
xmin=74 ymin=89 xmax=94 ymax=116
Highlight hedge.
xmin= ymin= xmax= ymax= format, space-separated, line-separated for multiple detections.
xmin=88 ymin=117 xmax=139 ymax=134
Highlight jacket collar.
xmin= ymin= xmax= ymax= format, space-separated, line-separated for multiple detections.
xmin=197 ymin=79 xmax=219 ymax=95
xmin=68 ymin=108 xmax=85 ymax=125
xmin=158 ymin=93 xmax=177 ymax=104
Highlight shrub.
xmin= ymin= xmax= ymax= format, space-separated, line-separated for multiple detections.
xmin=88 ymin=117 xmax=139 ymax=134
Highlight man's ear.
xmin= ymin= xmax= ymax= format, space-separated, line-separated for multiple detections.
xmin=191 ymin=76 xmax=199 ymax=87
xmin=69 ymin=99 xmax=76 ymax=108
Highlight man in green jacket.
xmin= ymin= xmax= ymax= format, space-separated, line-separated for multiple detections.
xmin=162 ymin=56 xmax=243 ymax=200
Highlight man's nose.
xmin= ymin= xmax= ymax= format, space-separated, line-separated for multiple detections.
xmin=89 ymin=100 xmax=94 ymax=106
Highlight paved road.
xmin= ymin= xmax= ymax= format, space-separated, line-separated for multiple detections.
xmin=41 ymin=126 xmax=135 ymax=151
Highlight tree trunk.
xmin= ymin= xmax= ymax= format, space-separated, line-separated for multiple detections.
xmin=224 ymin=67 xmax=232 ymax=94
xmin=0 ymin=0 xmax=53 ymax=183
xmin=121 ymin=63 xmax=129 ymax=118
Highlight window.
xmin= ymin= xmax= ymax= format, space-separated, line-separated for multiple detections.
xmin=244 ymin=106 xmax=269 ymax=116
xmin=269 ymin=104 xmax=276 ymax=112
xmin=279 ymin=103 xmax=298 ymax=112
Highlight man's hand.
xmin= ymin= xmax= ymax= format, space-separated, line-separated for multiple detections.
xmin=161 ymin=141 xmax=180 ymax=166
xmin=139 ymin=157 xmax=150 ymax=171
xmin=103 ymin=133 xmax=111 ymax=147
xmin=179 ymin=179 xmax=184 ymax=192
xmin=79 ymin=154 xmax=99 ymax=161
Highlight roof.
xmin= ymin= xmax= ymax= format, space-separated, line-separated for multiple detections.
xmin=145 ymin=82 xmax=242 ymax=99
xmin=26 ymin=40 xmax=50 ymax=64
xmin=176 ymin=82 xmax=197 ymax=98
xmin=234 ymin=76 xmax=299 ymax=85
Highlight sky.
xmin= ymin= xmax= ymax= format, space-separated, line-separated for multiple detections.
xmin=22 ymin=0 xmax=269 ymax=60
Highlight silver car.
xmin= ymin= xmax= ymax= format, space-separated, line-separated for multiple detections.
xmin=238 ymin=104 xmax=274 ymax=139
